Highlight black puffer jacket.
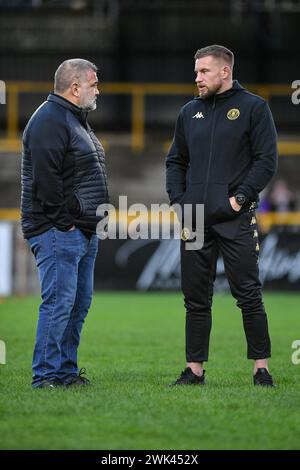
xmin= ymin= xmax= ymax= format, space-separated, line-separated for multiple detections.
xmin=21 ymin=93 xmax=109 ymax=239
xmin=166 ymin=81 xmax=278 ymax=226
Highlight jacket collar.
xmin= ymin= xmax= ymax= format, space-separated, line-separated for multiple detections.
xmin=47 ymin=93 xmax=89 ymax=126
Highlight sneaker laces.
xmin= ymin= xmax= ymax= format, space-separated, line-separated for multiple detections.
xmin=172 ymin=368 xmax=191 ymax=385
xmin=178 ymin=368 xmax=192 ymax=379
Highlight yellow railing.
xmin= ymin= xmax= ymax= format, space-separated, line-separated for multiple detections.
xmin=0 ymin=81 xmax=298 ymax=153
xmin=1 ymin=209 xmax=300 ymax=231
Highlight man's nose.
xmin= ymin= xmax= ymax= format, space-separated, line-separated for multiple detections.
xmin=96 ymin=87 xmax=100 ymax=95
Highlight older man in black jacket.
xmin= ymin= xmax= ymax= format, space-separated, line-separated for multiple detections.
xmin=166 ymin=45 xmax=278 ymax=388
xmin=21 ymin=59 xmax=108 ymax=388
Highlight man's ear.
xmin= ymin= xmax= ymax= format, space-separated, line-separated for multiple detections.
xmin=222 ymin=66 xmax=231 ymax=79
xmin=71 ymin=82 xmax=80 ymax=97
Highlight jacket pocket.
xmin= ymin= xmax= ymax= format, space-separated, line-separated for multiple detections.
xmin=205 ymin=183 xmax=239 ymax=224
xmin=180 ymin=183 xmax=205 ymax=206
xmin=177 ymin=183 xmax=205 ymax=231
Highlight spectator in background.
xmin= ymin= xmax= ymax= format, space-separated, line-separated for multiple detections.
xmin=257 ymin=188 xmax=272 ymax=213
xmin=269 ymin=179 xmax=296 ymax=212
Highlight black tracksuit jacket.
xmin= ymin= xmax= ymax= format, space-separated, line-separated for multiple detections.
xmin=21 ymin=93 xmax=109 ymax=239
xmin=166 ymin=80 xmax=278 ymax=226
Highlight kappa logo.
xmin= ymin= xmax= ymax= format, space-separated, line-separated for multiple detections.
xmin=193 ymin=112 xmax=204 ymax=119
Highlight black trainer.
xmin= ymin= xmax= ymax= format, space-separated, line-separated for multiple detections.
xmin=64 ymin=368 xmax=91 ymax=387
xmin=34 ymin=379 xmax=63 ymax=389
xmin=170 ymin=367 xmax=205 ymax=386
xmin=253 ymin=368 xmax=275 ymax=387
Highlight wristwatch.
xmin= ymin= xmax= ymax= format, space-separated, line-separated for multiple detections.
xmin=235 ymin=193 xmax=247 ymax=206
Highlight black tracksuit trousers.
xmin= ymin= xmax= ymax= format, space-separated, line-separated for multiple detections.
xmin=181 ymin=210 xmax=271 ymax=362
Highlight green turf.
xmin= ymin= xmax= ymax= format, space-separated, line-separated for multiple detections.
xmin=0 ymin=292 xmax=299 ymax=450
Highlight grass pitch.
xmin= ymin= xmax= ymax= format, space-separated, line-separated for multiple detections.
xmin=0 ymin=292 xmax=299 ymax=450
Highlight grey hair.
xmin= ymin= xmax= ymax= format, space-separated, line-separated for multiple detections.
xmin=54 ymin=58 xmax=98 ymax=93
xmin=194 ymin=45 xmax=234 ymax=67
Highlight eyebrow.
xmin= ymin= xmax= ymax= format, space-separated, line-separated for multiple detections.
xmin=194 ymin=68 xmax=210 ymax=73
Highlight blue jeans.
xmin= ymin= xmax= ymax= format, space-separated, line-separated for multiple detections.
xmin=28 ymin=228 xmax=98 ymax=387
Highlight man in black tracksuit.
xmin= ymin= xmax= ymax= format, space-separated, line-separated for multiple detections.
xmin=166 ymin=45 xmax=278 ymax=387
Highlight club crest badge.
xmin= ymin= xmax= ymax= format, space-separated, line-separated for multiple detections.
xmin=227 ymin=108 xmax=240 ymax=120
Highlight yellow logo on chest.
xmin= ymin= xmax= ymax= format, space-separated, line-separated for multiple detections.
xmin=227 ymin=108 xmax=240 ymax=120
